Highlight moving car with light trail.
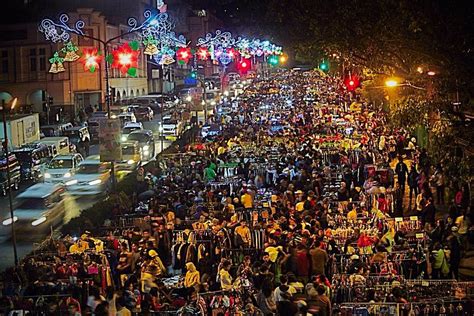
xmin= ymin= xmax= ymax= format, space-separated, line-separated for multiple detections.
xmin=126 ymin=130 xmax=155 ymax=160
xmin=121 ymin=122 xmax=143 ymax=142
xmin=65 ymin=155 xmax=111 ymax=195
xmin=43 ymin=153 xmax=83 ymax=183
xmin=0 ymin=183 xmax=67 ymax=238
xmin=116 ymin=141 xmax=141 ymax=174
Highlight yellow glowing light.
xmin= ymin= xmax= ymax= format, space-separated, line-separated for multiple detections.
xmin=279 ymin=55 xmax=287 ymax=63
xmin=416 ymin=67 xmax=423 ymax=73
xmin=385 ymin=79 xmax=399 ymax=87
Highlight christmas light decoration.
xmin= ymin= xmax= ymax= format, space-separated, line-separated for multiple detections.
xmin=176 ymin=47 xmax=192 ymax=64
xmin=49 ymin=52 xmax=65 ymax=73
xmin=61 ymin=41 xmax=80 ymax=62
xmin=80 ymin=48 xmax=103 ymax=73
xmin=143 ymin=35 xmax=159 ymax=56
xmin=111 ymin=42 xmax=140 ymax=76
xmin=196 ymin=47 xmax=209 ymax=60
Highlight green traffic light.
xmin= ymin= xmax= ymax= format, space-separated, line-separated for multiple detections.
xmin=320 ymin=62 xmax=328 ymax=71
xmin=268 ymin=55 xmax=279 ymax=66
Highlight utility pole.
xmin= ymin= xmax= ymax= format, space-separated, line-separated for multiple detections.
xmin=1 ymin=98 xmax=18 ymax=267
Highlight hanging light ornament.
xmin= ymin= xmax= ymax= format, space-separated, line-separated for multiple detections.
xmin=196 ymin=47 xmax=209 ymax=61
xmin=111 ymin=42 xmax=140 ymax=76
xmin=226 ymin=48 xmax=238 ymax=59
xmin=218 ymin=51 xmax=232 ymax=66
xmin=49 ymin=51 xmax=65 ymax=73
xmin=80 ymin=48 xmax=103 ymax=73
xmin=143 ymin=35 xmax=159 ymax=56
xmin=176 ymin=47 xmax=192 ymax=64
xmin=61 ymin=41 xmax=80 ymax=62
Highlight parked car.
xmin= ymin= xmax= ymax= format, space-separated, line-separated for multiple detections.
xmin=0 ymin=183 xmax=67 ymax=237
xmin=134 ymin=106 xmax=154 ymax=121
xmin=12 ymin=143 xmax=53 ymax=182
xmin=0 ymin=154 xmax=21 ymax=196
xmin=121 ymin=122 xmax=144 ymax=142
xmin=43 ymin=153 xmax=84 ymax=183
xmin=65 ymin=155 xmax=111 ymax=195
xmin=127 ymin=130 xmax=155 ymax=160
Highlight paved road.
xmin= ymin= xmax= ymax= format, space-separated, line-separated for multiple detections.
xmin=0 ymin=116 xmax=172 ymax=270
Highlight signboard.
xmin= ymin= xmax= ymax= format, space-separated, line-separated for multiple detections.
xmin=99 ymin=119 xmax=122 ymax=162
xmin=184 ymin=77 xmax=197 ymax=86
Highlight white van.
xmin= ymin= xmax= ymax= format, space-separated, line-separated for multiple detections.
xmin=34 ymin=136 xmax=71 ymax=155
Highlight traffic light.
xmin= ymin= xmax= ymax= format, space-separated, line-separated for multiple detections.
xmin=344 ymin=75 xmax=360 ymax=91
xmin=268 ymin=55 xmax=279 ymax=66
xmin=237 ymin=59 xmax=251 ymax=74
xmin=319 ymin=60 xmax=329 ymax=72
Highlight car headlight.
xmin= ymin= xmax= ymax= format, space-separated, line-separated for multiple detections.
xmin=2 ymin=216 xmax=18 ymax=226
xmin=143 ymin=145 xmax=150 ymax=151
xmin=32 ymin=217 xmax=47 ymax=227
xmin=89 ymin=179 xmax=102 ymax=186
xmin=121 ymin=135 xmax=127 ymax=141
xmin=44 ymin=173 xmax=51 ymax=179
xmin=63 ymin=172 xmax=71 ymax=178
xmin=127 ymin=160 xmax=135 ymax=165
xmin=65 ymin=179 xmax=78 ymax=186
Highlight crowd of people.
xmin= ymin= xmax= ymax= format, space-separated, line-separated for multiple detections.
xmin=1 ymin=70 xmax=472 ymax=315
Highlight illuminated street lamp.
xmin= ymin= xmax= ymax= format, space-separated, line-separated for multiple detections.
xmin=427 ymin=71 xmax=436 ymax=76
xmin=385 ymin=79 xmax=399 ymax=87
xmin=1 ymin=97 xmax=18 ymax=266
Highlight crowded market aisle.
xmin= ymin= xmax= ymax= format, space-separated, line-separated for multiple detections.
xmin=1 ymin=70 xmax=472 ymax=315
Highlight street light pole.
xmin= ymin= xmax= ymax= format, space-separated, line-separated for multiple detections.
xmin=1 ymin=98 xmax=18 ymax=267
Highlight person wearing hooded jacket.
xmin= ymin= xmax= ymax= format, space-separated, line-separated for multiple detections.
xmin=184 ymin=262 xmax=200 ymax=291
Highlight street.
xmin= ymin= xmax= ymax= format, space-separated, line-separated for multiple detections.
xmin=1 ymin=0 xmax=473 ymax=313
xmin=0 ymin=121 xmax=171 ymax=270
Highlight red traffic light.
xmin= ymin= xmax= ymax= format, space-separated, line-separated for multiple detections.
xmin=344 ymin=76 xmax=360 ymax=91
xmin=237 ymin=59 xmax=251 ymax=73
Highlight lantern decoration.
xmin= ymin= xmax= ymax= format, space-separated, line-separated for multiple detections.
xmin=143 ymin=35 xmax=159 ymax=56
xmin=80 ymin=48 xmax=103 ymax=73
xmin=111 ymin=42 xmax=140 ymax=77
xmin=49 ymin=51 xmax=65 ymax=73
xmin=176 ymin=47 xmax=191 ymax=64
xmin=196 ymin=47 xmax=209 ymax=61
xmin=61 ymin=41 xmax=80 ymax=62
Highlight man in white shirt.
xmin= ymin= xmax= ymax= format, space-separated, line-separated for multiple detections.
xmin=273 ymin=275 xmax=296 ymax=302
